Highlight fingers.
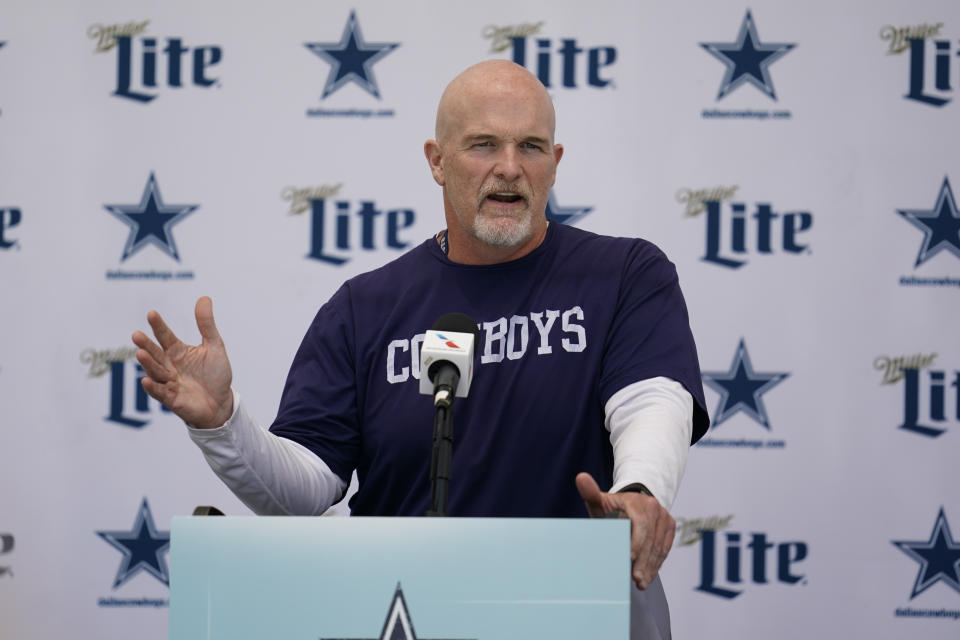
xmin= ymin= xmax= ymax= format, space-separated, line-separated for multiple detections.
xmin=147 ymin=309 xmax=182 ymax=351
xmin=574 ymin=474 xmax=674 ymax=590
xmin=627 ymin=499 xmax=674 ymax=590
xmin=132 ymin=330 xmax=165 ymax=365
xmin=623 ymin=495 xmax=653 ymax=586
xmin=575 ymin=472 xmax=608 ymax=518
xmin=139 ymin=374 xmax=173 ymax=406
xmin=195 ymin=296 xmax=222 ymax=346
xmin=131 ymin=329 xmax=175 ymax=384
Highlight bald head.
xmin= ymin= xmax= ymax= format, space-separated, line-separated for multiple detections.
xmin=423 ymin=59 xmax=564 ymax=264
xmin=434 ymin=60 xmax=557 ymax=145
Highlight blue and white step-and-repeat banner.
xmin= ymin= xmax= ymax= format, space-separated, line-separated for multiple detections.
xmin=1 ymin=0 xmax=958 ymax=638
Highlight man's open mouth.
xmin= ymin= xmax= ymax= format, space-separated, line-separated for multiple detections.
xmin=487 ymin=192 xmax=524 ymax=204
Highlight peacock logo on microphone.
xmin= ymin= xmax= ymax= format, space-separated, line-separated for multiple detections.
xmin=437 ymin=334 xmax=460 ymax=349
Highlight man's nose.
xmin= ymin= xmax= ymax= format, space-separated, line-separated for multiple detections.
xmin=493 ymin=146 xmax=523 ymax=182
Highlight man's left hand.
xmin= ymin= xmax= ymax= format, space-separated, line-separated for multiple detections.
xmin=575 ymin=472 xmax=675 ymax=590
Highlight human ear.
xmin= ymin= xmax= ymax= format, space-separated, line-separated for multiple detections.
xmin=424 ymin=139 xmax=445 ymax=186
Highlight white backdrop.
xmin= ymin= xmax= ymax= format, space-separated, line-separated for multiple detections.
xmin=1 ymin=1 xmax=958 ymax=638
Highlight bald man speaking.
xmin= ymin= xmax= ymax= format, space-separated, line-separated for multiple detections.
xmin=133 ymin=60 xmax=709 ymax=640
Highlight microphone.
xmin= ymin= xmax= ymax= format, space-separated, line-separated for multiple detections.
xmin=420 ymin=313 xmax=479 ymax=517
xmin=419 ymin=313 xmax=480 ymax=407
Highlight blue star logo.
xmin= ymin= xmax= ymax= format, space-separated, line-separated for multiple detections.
xmin=320 ymin=583 xmax=468 ymax=640
xmin=377 ymin=585 xmax=417 ymax=640
xmin=305 ymin=11 xmax=399 ymax=99
xmin=96 ymin=498 xmax=170 ymax=589
xmin=893 ymin=508 xmax=960 ymax=599
xmin=104 ymin=173 xmax=197 ymax=262
xmin=702 ymin=339 xmax=789 ymax=429
xmin=545 ymin=190 xmax=593 ymax=226
xmin=898 ymin=177 xmax=960 ymax=267
xmin=700 ymin=10 xmax=795 ymax=101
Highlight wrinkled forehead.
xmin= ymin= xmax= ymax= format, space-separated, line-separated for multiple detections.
xmin=435 ymin=64 xmax=556 ymax=143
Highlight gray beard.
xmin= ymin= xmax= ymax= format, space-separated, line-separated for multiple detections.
xmin=471 ymin=211 xmax=533 ymax=248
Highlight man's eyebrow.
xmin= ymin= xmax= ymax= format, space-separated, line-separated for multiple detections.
xmin=460 ymin=133 xmax=551 ymax=145
xmin=521 ymin=135 xmax=550 ymax=145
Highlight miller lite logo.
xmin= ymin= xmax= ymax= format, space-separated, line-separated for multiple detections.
xmin=484 ymin=21 xmax=618 ymax=89
xmin=0 ymin=207 xmax=21 ymax=250
xmin=880 ymin=21 xmax=958 ymax=107
xmin=696 ymin=528 xmax=808 ymax=599
xmin=0 ymin=533 xmax=13 ymax=579
xmin=283 ymin=183 xmax=416 ymax=266
xmin=682 ymin=189 xmax=813 ymax=269
xmin=81 ymin=347 xmax=171 ymax=428
xmin=88 ymin=21 xmax=222 ymax=103
xmin=897 ymin=366 xmax=960 ymax=438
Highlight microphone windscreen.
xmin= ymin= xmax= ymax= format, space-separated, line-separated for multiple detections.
xmin=431 ymin=312 xmax=480 ymax=344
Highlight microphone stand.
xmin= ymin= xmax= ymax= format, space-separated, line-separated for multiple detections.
xmin=426 ymin=374 xmax=458 ymax=517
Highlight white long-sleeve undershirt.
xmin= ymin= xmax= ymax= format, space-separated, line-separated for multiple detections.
xmin=188 ymin=377 xmax=693 ymax=515
xmin=605 ymin=377 xmax=692 ymax=511
xmin=187 ymin=391 xmax=346 ymax=516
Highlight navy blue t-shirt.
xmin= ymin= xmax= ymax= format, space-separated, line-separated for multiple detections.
xmin=270 ymin=223 xmax=708 ymax=517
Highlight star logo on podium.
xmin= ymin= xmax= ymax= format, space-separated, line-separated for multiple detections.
xmin=96 ymin=498 xmax=170 ymax=589
xmin=104 ymin=173 xmax=198 ymax=262
xmin=305 ymin=10 xmax=399 ymax=99
xmin=545 ymin=191 xmax=593 ymax=227
xmin=376 ymin=585 xmax=418 ymax=640
xmin=702 ymin=339 xmax=789 ymax=430
xmin=700 ymin=10 xmax=795 ymax=101
xmin=321 ymin=584 xmax=470 ymax=640
xmin=893 ymin=508 xmax=960 ymax=599
xmin=897 ymin=177 xmax=960 ymax=267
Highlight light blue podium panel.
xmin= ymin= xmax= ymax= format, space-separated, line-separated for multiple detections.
xmin=169 ymin=516 xmax=630 ymax=640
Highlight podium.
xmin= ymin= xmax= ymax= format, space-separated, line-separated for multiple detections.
xmin=169 ymin=516 xmax=630 ymax=639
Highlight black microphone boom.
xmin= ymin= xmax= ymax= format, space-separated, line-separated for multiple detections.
xmin=424 ymin=312 xmax=479 ymax=517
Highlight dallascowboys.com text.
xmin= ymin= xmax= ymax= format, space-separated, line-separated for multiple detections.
xmin=98 ymin=597 xmax=168 ymax=608
xmin=900 ymin=276 xmax=960 ymax=288
xmin=895 ymin=607 xmax=960 ymax=620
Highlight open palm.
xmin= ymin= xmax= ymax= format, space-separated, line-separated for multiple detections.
xmin=132 ymin=296 xmax=234 ymax=429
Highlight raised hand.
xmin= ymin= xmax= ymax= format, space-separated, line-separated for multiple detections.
xmin=575 ymin=472 xmax=676 ymax=591
xmin=131 ymin=296 xmax=234 ymax=429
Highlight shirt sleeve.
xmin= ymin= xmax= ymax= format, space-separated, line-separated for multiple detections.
xmin=188 ymin=391 xmax=347 ymax=515
xmin=605 ymin=377 xmax=692 ymax=511
xmin=268 ymin=285 xmax=363 ymax=484
xmin=598 ymin=240 xmax=710 ymax=443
